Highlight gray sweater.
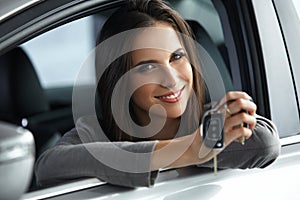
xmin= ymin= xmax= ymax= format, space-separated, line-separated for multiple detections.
xmin=35 ymin=115 xmax=280 ymax=188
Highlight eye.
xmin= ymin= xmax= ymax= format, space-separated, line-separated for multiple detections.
xmin=136 ymin=64 xmax=157 ymax=73
xmin=170 ymin=51 xmax=186 ymax=62
xmin=174 ymin=53 xmax=182 ymax=60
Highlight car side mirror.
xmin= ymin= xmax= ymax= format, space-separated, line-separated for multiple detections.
xmin=0 ymin=121 xmax=35 ymax=200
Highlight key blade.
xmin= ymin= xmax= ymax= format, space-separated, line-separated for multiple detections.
xmin=213 ymin=150 xmax=217 ymax=175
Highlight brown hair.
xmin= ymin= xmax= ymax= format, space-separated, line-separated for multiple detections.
xmin=96 ymin=0 xmax=205 ymax=141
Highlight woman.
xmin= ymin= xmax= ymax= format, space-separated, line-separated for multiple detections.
xmin=35 ymin=0 xmax=280 ymax=188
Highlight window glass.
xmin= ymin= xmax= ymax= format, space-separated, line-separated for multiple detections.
xmin=275 ymin=0 xmax=300 ymax=117
xmin=21 ymin=16 xmax=95 ymax=88
xmin=251 ymin=0 xmax=300 ymax=137
xmin=290 ymin=0 xmax=300 ymax=114
xmin=292 ymin=0 xmax=300 ymax=18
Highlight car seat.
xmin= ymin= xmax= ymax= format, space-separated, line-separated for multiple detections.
xmin=0 ymin=47 xmax=74 ymax=157
xmin=186 ymin=19 xmax=233 ymax=93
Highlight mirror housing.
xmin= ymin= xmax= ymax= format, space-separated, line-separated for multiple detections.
xmin=0 ymin=121 xmax=35 ymax=200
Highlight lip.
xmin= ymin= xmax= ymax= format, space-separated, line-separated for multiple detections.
xmin=155 ymin=86 xmax=185 ymax=103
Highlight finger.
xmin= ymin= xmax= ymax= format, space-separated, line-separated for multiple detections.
xmin=225 ymin=106 xmax=232 ymax=118
xmin=227 ymin=98 xmax=257 ymax=116
xmin=224 ymin=112 xmax=257 ymax=132
xmin=216 ymin=91 xmax=252 ymax=110
xmin=225 ymin=126 xmax=252 ymax=144
xmin=226 ymin=91 xmax=252 ymax=102
xmin=248 ymin=118 xmax=257 ymax=130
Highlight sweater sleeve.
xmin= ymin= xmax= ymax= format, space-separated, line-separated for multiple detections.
xmin=34 ymin=116 xmax=159 ymax=188
xmin=199 ymin=114 xmax=281 ymax=169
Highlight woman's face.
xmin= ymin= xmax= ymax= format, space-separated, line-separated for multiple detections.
xmin=129 ymin=22 xmax=193 ymax=124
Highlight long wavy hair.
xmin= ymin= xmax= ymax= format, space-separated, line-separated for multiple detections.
xmin=96 ymin=0 xmax=205 ymax=141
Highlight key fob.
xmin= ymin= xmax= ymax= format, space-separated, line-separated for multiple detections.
xmin=201 ymin=110 xmax=224 ymax=149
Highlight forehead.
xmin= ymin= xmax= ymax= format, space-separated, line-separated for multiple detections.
xmin=132 ymin=23 xmax=183 ymax=53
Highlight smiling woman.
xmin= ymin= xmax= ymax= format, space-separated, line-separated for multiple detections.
xmin=130 ymin=28 xmax=194 ymax=131
xmin=34 ymin=0 xmax=280 ymax=188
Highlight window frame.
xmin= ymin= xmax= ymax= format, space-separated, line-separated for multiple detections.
xmin=215 ymin=0 xmax=300 ymax=138
xmin=273 ymin=0 xmax=300 ymax=119
xmin=0 ymin=0 xmax=125 ymax=55
xmin=251 ymin=0 xmax=300 ymax=138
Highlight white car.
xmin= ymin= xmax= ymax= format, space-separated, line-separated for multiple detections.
xmin=0 ymin=0 xmax=299 ymax=199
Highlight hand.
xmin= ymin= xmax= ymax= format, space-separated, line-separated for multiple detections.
xmin=223 ymin=91 xmax=257 ymax=145
xmin=151 ymin=91 xmax=257 ymax=170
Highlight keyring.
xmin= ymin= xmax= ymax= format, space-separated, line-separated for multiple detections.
xmin=225 ymin=105 xmax=232 ymax=116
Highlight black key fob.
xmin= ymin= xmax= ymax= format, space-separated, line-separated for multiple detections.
xmin=201 ymin=110 xmax=224 ymax=149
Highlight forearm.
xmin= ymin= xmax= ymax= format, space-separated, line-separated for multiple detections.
xmin=35 ymin=141 xmax=158 ymax=188
xmin=150 ymin=131 xmax=215 ymax=171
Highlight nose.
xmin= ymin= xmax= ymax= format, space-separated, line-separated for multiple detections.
xmin=160 ymin=65 xmax=178 ymax=89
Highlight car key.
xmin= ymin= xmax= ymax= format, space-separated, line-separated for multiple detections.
xmin=201 ymin=108 xmax=224 ymax=175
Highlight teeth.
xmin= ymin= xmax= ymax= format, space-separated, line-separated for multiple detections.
xmin=160 ymin=91 xmax=180 ymax=99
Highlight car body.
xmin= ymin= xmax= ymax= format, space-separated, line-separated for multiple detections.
xmin=0 ymin=0 xmax=299 ymax=199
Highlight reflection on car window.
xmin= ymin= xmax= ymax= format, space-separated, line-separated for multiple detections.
xmin=21 ymin=17 xmax=95 ymax=88
xmin=292 ymin=0 xmax=300 ymax=20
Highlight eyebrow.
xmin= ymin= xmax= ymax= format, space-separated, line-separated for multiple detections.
xmin=133 ymin=48 xmax=185 ymax=67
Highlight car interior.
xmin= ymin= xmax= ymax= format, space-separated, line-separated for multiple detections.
xmin=186 ymin=19 xmax=233 ymax=91
xmin=0 ymin=47 xmax=74 ymax=158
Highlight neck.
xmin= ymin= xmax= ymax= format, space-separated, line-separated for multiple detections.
xmin=151 ymin=117 xmax=180 ymax=140
xmin=135 ymin=113 xmax=180 ymax=140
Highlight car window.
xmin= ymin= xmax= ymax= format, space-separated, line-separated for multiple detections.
xmin=273 ymin=0 xmax=300 ymax=120
xmin=246 ymin=0 xmax=300 ymax=138
xmin=21 ymin=16 xmax=95 ymax=88
xmin=291 ymin=1 xmax=300 ymax=105
xmin=292 ymin=0 xmax=300 ymax=16
xmin=2 ymin=1 xmax=296 ymax=199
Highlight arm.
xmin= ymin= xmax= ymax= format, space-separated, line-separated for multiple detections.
xmin=35 ymin=116 xmax=159 ymax=188
xmin=35 ymin=92 xmax=280 ymax=187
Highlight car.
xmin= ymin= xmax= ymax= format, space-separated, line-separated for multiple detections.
xmin=0 ymin=0 xmax=299 ymax=199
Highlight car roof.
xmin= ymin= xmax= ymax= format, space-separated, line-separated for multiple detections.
xmin=0 ymin=0 xmax=43 ymax=22
xmin=0 ymin=0 xmax=125 ymax=54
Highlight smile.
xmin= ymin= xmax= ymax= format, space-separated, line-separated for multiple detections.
xmin=155 ymin=86 xmax=185 ymax=103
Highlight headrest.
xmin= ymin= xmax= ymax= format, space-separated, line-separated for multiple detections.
xmin=0 ymin=47 xmax=49 ymax=123
xmin=186 ymin=20 xmax=233 ymax=92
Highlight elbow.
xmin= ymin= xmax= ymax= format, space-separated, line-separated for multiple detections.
xmin=34 ymin=149 xmax=60 ymax=187
xmin=250 ymin=123 xmax=281 ymax=168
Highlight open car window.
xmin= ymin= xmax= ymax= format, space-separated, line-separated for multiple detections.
xmin=0 ymin=0 xmax=299 ymax=199
xmin=21 ymin=16 xmax=95 ymax=88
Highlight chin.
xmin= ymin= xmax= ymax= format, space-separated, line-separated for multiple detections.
xmin=165 ymin=109 xmax=185 ymax=119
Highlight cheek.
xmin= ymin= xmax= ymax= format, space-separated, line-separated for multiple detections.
xmin=179 ymin=63 xmax=193 ymax=86
xmin=132 ymin=88 xmax=144 ymax=104
xmin=131 ymin=85 xmax=155 ymax=106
